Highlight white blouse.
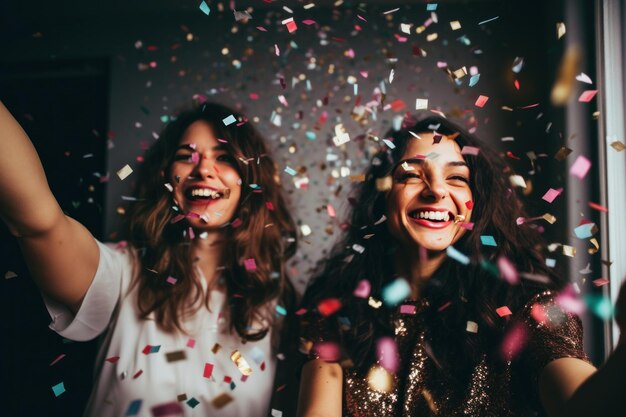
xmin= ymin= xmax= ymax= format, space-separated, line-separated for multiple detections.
xmin=44 ymin=240 xmax=277 ymax=417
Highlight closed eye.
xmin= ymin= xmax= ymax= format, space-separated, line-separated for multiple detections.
xmin=173 ymin=153 xmax=193 ymax=162
xmin=448 ymin=175 xmax=469 ymax=183
xmin=216 ymin=153 xmax=237 ymax=164
xmin=396 ymin=173 xmax=422 ymax=182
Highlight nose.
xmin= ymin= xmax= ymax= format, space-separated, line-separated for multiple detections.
xmin=420 ymin=170 xmax=447 ymax=200
xmin=195 ymin=153 xmax=216 ymax=178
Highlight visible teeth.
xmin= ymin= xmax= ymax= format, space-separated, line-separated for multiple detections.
xmin=190 ymin=189 xmax=221 ymax=199
xmin=417 ymin=210 xmax=448 ymax=221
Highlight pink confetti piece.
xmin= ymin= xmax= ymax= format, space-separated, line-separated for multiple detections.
xmin=353 ymin=280 xmax=371 ymax=298
xmin=327 ymin=204 xmax=336 ymax=218
xmin=314 ymin=342 xmax=340 ymax=361
xmin=256 ymin=26 xmax=267 ymax=32
xmin=497 ymin=256 xmax=519 ymax=284
xmin=542 ymin=188 xmax=562 ymax=203
xmin=249 ymin=93 xmax=259 ymax=100
xmin=360 ymin=71 xmax=368 ymax=78
xmin=302 ymin=19 xmax=316 ymax=25
xmin=437 ymin=301 xmax=452 ymax=312
xmin=461 ymin=222 xmax=474 ymax=230
xmin=530 ymin=303 xmax=548 ymax=324
xmin=166 ymin=276 xmax=177 ymax=285
xmin=496 ymin=306 xmax=513 ymax=317
xmin=475 ymin=95 xmax=489 ymax=108
xmin=244 ymin=258 xmax=257 ymax=271
xmin=151 ymin=402 xmax=183 ymax=417
xmin=500 ymin=323 xmax=527 ymax=361
xmin=460 ymin=146 xmax=480 ymax=155
xmin=187 ymin=227 xmax=195 ymax=240
xmin=49 ymin=354 xmax=66 ymax=366
xmin=187 ymin=338 xmax=196 ymax=348
xmin=376 ymin=337 xmax=399 ymax=372
xmin=400 ymin=304 xmax=417 ymax=314
xmin=285 ymin=20 xmax=297 ymax=33
xmin=266 ymin=202 xmax=274 ymax=211
xmin=203 ymin=363 xmax=214 ymax=378
xmin=578 ymin=90 xmax=597 ymax=102
xmin=230 ymin=218 xmax=243 ymax=228
xmin=274 ymin=44 xmax=280 ymax=56
xmin=592 ymin=278 xmax=609 ymax=287
xmin=588 ymin=201 xmax=608 ymax=212
xmin=357 ymin=14 xmax=367 ymax=22
xmin=569 ymin=155 xmax=591 ymax=179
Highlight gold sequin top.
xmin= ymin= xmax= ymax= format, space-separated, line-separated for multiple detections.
xmin=302 ymin=291 xmax=590 ymax=417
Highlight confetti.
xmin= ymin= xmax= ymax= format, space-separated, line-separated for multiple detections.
xmin=466 ymin=321 xmax=478 ymax=333
xmin=116 ymin=164 xmax=133 ymax=180
xmin=199 ymin=1 xmax=210 ymax=16
xmin=382 ymin=278 xmax=411 ymax=306
xmin=569 ymin=155 xmax=591 ymax=179
xmin=576 ymin=72 xmax=593 ymax=84
xmin=497 ymin=256 xmax=519 ymax=284
xmin=415 ymin=98 xmax=428 ymax=110
xmin=593 ymin=278 xmax=609 ymax=287
xmin=166 ymin=276 xmax=177 ymax=285
xmin=578 ymin=90 xmax=598 ymax=102
xmin=318 ymin=298 xmax=342 ymax=316
xmin=509 ymin=175 xmax=527 ymax=188
xmin=165 ymin=350 xmax=186 ymax=363
xmin=610 ymin=141 xmax=625 ymax=151
xmin=314 ymin=341 xmax=340 ymax=361
xmin=222 ymin=115 xmax=237 ymax=126
xmin=203 ymin=363 xmax=214 ymax=379
xmin=125 ymin=399 xmax=142 ymax=416
xmin=556 ymin=22 xmax=566 ymax=39
xmin=49 ymin=354 xmax=66 ymax=366
xmin=152 ymin=402 xmax=183 ymax=416
xmin=574 ymin=222 xmax=597 ymax=239
xmin=400 ymin=304 xmax=417 ymax=315
xmin=446 ymin=246 xmax=470 ymax=265
xmin=4 ymin=271 xmax=17 ymax=279
xmin=542 ymin=188 xmax=562 ymax=203
xmin=588 ymin=201 xmax=608 ymax=212
xmin=460 ymin=146 xmax=479 ymax=155
xmin=496 ymin=306 xmax=513 ymax=317
xmin=243 ymin=258 xmax=257 ymax=272
xmin=367 ymin=366 xmax=393 ymax=393
xmin=376 ymin=337 xmax=399 ymax=372
xmin=554 ymin=146 xmax=573 ymax=160
xmin=480 ymin=235 xmax=497 ymax=247
xmin=474 ymin=95 xmax=489 ymax=108
xmin=230 ymin=350 xmax=253 ymax=376
xmin=353 ymin=280 xmax=371 ymax=298
xmin=51 ymin=382 xmax=65 ymax=397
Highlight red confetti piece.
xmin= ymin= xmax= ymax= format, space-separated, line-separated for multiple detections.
xmin=514 ymin=80 xmax=520 ymax=90
xmin=475 ymin=95 xmax=489 ymax=108
xmin=266 ymin=202 xmax=275 ymax=211
xmin=203 ymin=363 xmax=214 ymax=379
xmin=437 ymin=301 xmax=452 ymax=312
xmin=49 ymin=354 xmax=66 ymax=366
xmin=496 ymin=306 xmax=513 ymax=317
xmin=578 ymin=90 xmax=598 ymax=102
xmin=588 ymin=201 xmax=608 ymax=212
xmin=249 ymin=93 xmax=259 ymax=100
xmin=500 ymin=323 xmax=528 ymax=361
xmin=230 ymin=218 xmax=243 ymax=228
xmin=133 ymin=370 xmax=143 ymax=379
xmin=465 ymin=200 xmax=474 ymax=210
xmin=314 ymin=342 xmax=340 ymax=361
xmin=106 ymin=356 xmax=120 ymax=363
xmin=592 ymin=278 xmax=609 ymax=287
xmin=318 ymin=298 xmax=342 ymax=316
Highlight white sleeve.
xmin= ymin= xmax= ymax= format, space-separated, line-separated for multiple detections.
xmin=43 ymin=240 xmax=129 ymax=341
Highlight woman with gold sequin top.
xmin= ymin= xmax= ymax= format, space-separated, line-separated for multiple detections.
xmin=0 ymin=101 xmax=298 ymax=417
xmin=296 ymin=114 xmax=626 ymax=417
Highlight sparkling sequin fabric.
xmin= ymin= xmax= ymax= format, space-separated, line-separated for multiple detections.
xmin=303 ymin=291 xmax=589 ymax=417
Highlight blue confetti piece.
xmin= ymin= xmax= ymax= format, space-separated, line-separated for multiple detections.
xmin=230 ymin=381 xmax=236 ymax=390
xmin=126 ymin=399 xmax=142 ymax=416
xmin=427 ymin=3 xmax=438 ymax=11
xmin=275 ymin=305 xmax=287 ymax=315
xmin=382 ymin=278 xmax=411 ymax=306
xmin=160 ymin=115 xmax=170 ymax=123
xmin=469 ymin=74 xmax=481 ymax=87
xmin=447 ymin=246 xmax=470 ymax=265
xmin=284 ymin=166 xmax=297 ymax=176
xmin=249 ymin=346 xmax=265 ymax=365
xmin=546 ymin=258 xmax=556 ymax=267
xmin=305 ymin=131 xmax=316 ymax=141
xmin=585 ymin=294 xmax=614 ymax=320
xmin=51 ymin=382 xmax=65 ymax=397
xmin=150 ymin=345 xmax=161 ymax=353
xmin=199 ymin=0 xmax=210 ymax=15
xmin=574 ymin=223 xmax=596 ymax=239
xmin=480 ymin=235 xmax=497 ymax=246
xmin=222 ymin=114 xmax=237 ymax=126
xmin=382 ymin=139 xmax=396 ymax=149
xmin=249 ymin=184 xmax=261 ymax=190
xmin=186 ymin=398 xmax=200 ymax=409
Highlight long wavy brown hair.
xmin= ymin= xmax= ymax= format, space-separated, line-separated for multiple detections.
xmin=302 ymin=113 xmax=565 ymax=380
xmin=122 ymin=102 xmax=297 ymax=341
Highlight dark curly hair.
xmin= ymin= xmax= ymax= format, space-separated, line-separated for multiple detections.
xmin=301 ymin=112 xmax=564 ymax=382
xmin=121 ymin=102 xmax=297 ymax=342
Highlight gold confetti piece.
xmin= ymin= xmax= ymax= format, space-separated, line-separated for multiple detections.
xmin=542 ymin=213 xmax=557 ymax=224
xmin=551 ymin=45 xmax=581 ymax=105
xmin=211 ymin=343 xmax=221 ymax=354
xmin=349 ymin=174 xmax=365 ymax=182
xmin=421 ymin=389 xmax=439 ymax=413
xmin=426 ymin=33 xmax=438 ymax=42
xmin=165 ymin=350 xmax=187 ymax=363
xmin=466 ymin=321 xmax=479 ymax=333
xmin=375 ymin=176 xmax=392 ymax=191
xmin=449 ymin=66 xmax=468 ymax=80
xmin=230 ymin=350 xmax=253 ymax=376
xmin=212 ymin=393 xmax=233 ymax=409
xmin=116 ymin=164 xmax=133 ymax=180
xmin=556 ymin=22 xmax=566 ymax=39
xmin=610 ymin=141 xmax=626 ymax=151
xmin=368 ymin=297 xmax=382 ymax=309
xmin=588 ymin=238 xmax=600 ymax=254
xmin=554 ymin=146 xmax=573 ymax=160
xmin=415 ymin=25 xmax=426 ymax=34
xmin=562 ymin=245 xmax=576 ymax=257
xmin=367 ymin=365 xmax=393 ymax=393
xmin=450 ymin=20 xmax=461 ymax=30
xmin=177 ymin=393 xmax=188 ymax=401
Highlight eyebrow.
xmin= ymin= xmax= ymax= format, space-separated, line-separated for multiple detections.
xmin=175 ymin=144 xmax=228 ymax=152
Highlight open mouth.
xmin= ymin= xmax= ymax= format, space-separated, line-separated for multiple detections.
xmin=408 ymin=209 xmax=454 ymax=222
xmin=184 ymin=187 xmax=230 ymax=203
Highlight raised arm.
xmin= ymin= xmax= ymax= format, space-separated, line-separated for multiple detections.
xmin=297 ymin=359 xmax=343 ymax=417
xmin=0 ymin=101 xmax=99 ymax=313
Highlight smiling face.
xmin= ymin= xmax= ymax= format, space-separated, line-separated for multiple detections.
xmin=169 ymin=120 xmax=242 ymax=229
xmin=385 ymin=132 xmax=473 ymax=252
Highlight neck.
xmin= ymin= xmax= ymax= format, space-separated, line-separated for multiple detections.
xmin=190 ymin=229 xmax=227 ymax=287
xmin=394 ymin=245 xmax=446 ymax=299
